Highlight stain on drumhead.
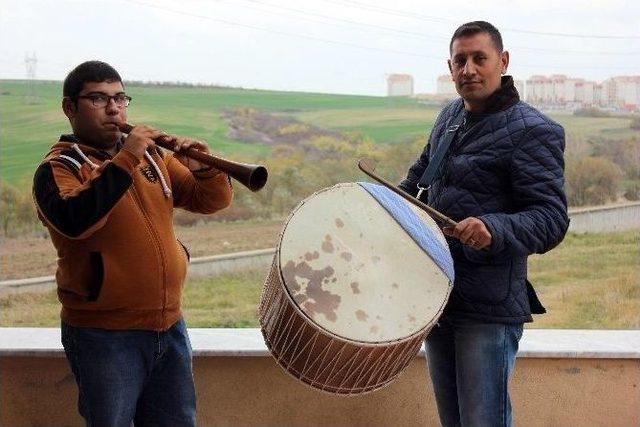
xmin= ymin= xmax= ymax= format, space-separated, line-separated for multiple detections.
xmin=355 ymin=310 xmax=368 ymax=321
xmin=350 ymin=282 xmax=360 ymax=294
xmin=282 ymin=259 xmax=341 ymax=322
xmin=304 ymin=251 xmax=320 ymax=261
xmin=340 ymin=252 xmax=353 ymax=262
xmin=321 ymin=235 xmax=334 ymax=253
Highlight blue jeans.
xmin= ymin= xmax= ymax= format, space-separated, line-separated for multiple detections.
xmin=425 ymin=315 xmax=523 ymax=427
xmin=61 ymin=318 xmax=196 ymax=427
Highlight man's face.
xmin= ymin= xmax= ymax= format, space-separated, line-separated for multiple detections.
xmin=63 ymin=80 xmax=128 ymax=150
xmin=448 ymin=32 xmax=509 ymax=112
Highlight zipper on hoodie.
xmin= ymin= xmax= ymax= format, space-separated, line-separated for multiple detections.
xmin=116 ymin=147 xmax=169 ymax=330
xmin=129 ymin=180 xmax=168 ymax=330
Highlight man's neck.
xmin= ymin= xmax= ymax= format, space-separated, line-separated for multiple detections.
xmin=72 ymin=133 xmax=120 ymax=156
xmin=463 ymin=100 xmax=487 ymax=114
xmin=104 ymin=145 xmax=118 ymax=156
xmin=463 ymin=76 xmax=520 ymax=116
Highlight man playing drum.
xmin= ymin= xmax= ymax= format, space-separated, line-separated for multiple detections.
xmin=399 ymin=21 xmax=569 ymax=426
xmin=33 ymin=61 xmax=233 ymax=426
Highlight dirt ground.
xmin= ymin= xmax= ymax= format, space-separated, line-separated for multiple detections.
xmin=0 ymin=220 xmax=283 ymax=280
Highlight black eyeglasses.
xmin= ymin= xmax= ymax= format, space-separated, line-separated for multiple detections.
xmin=76 ymin=94 xmax=132 ymax=108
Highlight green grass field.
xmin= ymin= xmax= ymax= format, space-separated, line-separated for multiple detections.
xmin=291 ymin=107 xmax=437 ymax=144
xmin=0 ymin=80 xmax=421 ymax=187
xmin=2 ymin=79 xmax=636 ymax=188
xmin=2 ymin=232 xmax=638 ymax=329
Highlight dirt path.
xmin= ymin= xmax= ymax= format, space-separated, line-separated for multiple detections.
xmin=0 ymin=220 xmax=283 ymax=280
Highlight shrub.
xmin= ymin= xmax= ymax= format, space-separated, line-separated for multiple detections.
xmin=566 ymin=156 xmax=623 ymax=206
xmin=0 ymin=180 xmax=40 ymax=236
xmin=623 ymin=180 xmax=640 ymax=201
xmin=573 ymin=107 xmax=611 ymax=118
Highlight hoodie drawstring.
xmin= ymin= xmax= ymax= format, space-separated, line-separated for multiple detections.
xmin=144 ymin=151 xmax=172 ymax=198
xmin=72 ymin=143 xmax=172 ymax=199
xmin=72 ymin=143 xmax=99 ymax=169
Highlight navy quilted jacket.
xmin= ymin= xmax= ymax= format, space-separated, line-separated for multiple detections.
xmin=400 ymin=77 xmax=569 ymax=323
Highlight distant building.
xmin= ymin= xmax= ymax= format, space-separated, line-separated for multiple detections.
xmin=602 ymin=76 xmax=640 ymax=110
xmin=425 ymin=74 xmax=638 ymax=112
xmin=527 ymin=75 xmax=549 ymax=104
xmin=575 ymin=81 xmax=598 ymax=106
xmin=387 ymin=74 xmax=414 ymax=97
xmin=436 ymin=75 xmax=456 ymax=96
xmin=514 ymin=79 xmax=525 ymax=99
xmin=525 ymin=75 xmax=541 ymax=104
xmin=594 ymin=84 xmax=603 ymax=107
xmin=525 ymin=74 xmax=639 ymax=111
xmin=414 ymin=93 xmax=457 ymax=105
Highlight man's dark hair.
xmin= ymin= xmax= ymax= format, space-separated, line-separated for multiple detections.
xmin=449 ymin=21 xmax=503 ymax=54
xmin=63 ymin=61 xmax=123 ymax=99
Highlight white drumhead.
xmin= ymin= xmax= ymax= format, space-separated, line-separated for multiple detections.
xmin=279 ymin=183 xmax=452 ymax=344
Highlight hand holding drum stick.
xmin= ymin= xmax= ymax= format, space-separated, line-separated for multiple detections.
xmin=358 ymin=159 xmax=495 ymax=250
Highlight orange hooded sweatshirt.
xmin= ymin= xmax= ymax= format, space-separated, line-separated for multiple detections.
xmin=33 ymin=135 xmax=233 ymax=331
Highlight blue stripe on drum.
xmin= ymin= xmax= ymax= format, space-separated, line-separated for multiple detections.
xmin=358 ymin=182 xmax=455 ymax=283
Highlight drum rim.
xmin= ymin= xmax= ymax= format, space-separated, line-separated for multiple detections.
xmin=275 ymin=182 xmax=452 ymax=346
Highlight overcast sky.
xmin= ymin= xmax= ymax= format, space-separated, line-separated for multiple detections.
xmin=1 ymin=0 xmax=638 ymax=95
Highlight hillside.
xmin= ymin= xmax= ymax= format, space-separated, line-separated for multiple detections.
xmin=0 ymin=80 xmax=427 ymax=186
xmin=2 ymin=79 xmax=637 ymax=188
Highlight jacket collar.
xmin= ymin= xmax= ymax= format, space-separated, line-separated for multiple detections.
xmin=474 ymin=75 xmax=520 ymax=115
xmin=59 ymin=134 xmax=124 ymax=160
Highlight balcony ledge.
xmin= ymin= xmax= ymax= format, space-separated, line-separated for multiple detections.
xmin=1 ymin=327 xmax=638 ymax=359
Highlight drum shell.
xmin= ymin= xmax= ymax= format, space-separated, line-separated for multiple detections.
xmin=260 ymin=254 xmax=430 ymax=395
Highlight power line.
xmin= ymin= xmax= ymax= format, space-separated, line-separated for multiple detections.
xmin=238 ymin=0 xmax=640 ymax=55
xmin=326 ymin=0 xmax=640 ymax=40
xmin=237 ymin=0 xmax=448 ymax=41
xmin=122 ymin=0 xmax=640 ymax=70
xmin=124 ymin=0 xmax=444 ymax=60
xmin=502 ymin=27 xmax=640 ymax=40
xmin=325 ymin=0 xmax=453 ymax=24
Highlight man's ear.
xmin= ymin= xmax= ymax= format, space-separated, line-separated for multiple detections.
xmin=62 ymin=97 xmax=76 ymax=119
xmin=501 ymin=50 xmax=510 ymax=74
xmin=447 ymin=59 xmax=453 ymax=78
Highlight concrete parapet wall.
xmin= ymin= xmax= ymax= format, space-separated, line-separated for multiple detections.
xmin=1 ymin=328 xmax=638 ymax=426
xmin=0 ymin=249 xmax=277 ymax=296
xmin=188 ymin=248 xmax=274 ymax=277
xmin=568 ymin=202 xmax=640 ymax=233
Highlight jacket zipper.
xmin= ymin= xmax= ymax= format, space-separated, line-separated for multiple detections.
xmin=129 ymin=184 xmax=167 ymax=330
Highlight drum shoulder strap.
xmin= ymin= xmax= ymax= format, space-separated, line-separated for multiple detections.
xmin=417 ymin=108 xmax=466 ymax=191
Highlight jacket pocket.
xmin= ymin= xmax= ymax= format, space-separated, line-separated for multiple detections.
xmin=455 ymin=259 xmax=512 ymax=304
xmin=57 ymin=251 xmax=105 ymax=303
xmin=86 ymin=252 xmax=104 ymax=301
